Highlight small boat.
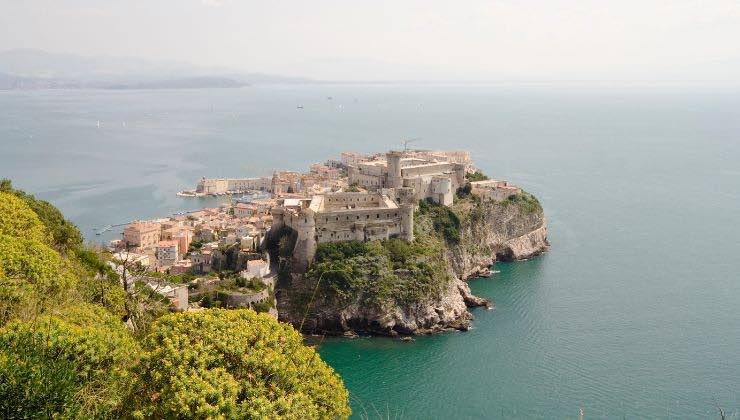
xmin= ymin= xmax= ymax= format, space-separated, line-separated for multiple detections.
xmin=296 ymin=105 xmax=304 ymax=109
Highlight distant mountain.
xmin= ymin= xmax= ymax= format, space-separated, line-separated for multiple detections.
xmin=109 ymin=77 xmax=246 ymax=90
xmin=0 ymin=49 xmax=313 ymax=90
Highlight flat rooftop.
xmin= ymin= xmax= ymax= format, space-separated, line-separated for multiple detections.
xmin=309 ymin=193 xmax=398 ymax=213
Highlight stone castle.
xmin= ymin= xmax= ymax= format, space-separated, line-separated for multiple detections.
xmin=271 ymin=150 xmax=469 ymax=271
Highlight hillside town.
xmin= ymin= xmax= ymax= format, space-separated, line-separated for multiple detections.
xmin=110 ymin=149 xmax=522 ymax=314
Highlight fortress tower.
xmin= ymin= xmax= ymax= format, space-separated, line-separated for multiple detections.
xmin=400 ymin=203 xmax=414 ymax=242
xmin=386 ymin=151 xmax=403 ymax=188
xmin=290 ymin=208 xmax=317 ymax=273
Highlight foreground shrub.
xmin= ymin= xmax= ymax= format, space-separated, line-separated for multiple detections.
xmin=0 ymin=192 xmax=48 ymax=243
xmin=0 ymin=304 xmax=139 ymax=418
xmin=130 ymin=309 xmax=350 ymax=419
xmin=0 ymin=180 xmax=82 ymax=250
xmin=0 ymin=234 xmax=77 ymax=323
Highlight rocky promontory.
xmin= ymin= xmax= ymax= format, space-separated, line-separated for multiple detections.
xmin=270 ymin=192 xmax=548 ymax=337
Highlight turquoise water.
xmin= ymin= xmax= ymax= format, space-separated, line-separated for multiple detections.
xmin=1 ymin=85 xmax=739 ymax=418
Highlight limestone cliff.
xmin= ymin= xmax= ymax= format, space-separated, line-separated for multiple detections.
xmin=447 ymin=194 xmax=550 ymax=281
xmin=277 ymin=274 xmax=474 ymax=336
xmin=271 ymin=193 xmax=548 ymax=337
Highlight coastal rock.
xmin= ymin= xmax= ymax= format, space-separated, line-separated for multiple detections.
xmin=277 ymin=275 xmax=473 ymax=336
xmin=448 ymin=198 xmax=549 ymax=281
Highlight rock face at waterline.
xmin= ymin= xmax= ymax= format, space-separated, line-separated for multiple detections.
xmin=270 ymin=193 xmax=548 ymax=337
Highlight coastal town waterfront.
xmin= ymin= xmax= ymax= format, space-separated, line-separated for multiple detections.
xmin=2 ymin=85 xmax=738 ymax=418
xmin=111 ymin=148 xmax=524 ymax=318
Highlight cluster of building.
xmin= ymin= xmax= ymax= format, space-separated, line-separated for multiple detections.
xmin=183 ymin=164 xmax=347 ymax=198
xmin=271 ymin=149 xmax=483 ymax=271
xmin=118 ymin=148 xmax=523 ymax=308
xmin=114 ymin=200 xmax=274 ymax=275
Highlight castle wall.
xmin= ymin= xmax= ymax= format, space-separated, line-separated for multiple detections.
xmin=315 ymin=207 xmax=403 ymax=243
xmin=401 ymin=162 xmax=457 ymax=178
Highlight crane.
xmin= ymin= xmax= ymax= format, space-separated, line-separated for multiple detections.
xmin=401 ymin=138 xmax=420 ymax=151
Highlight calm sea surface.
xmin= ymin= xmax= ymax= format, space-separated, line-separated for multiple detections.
xmin=1 ymin=84 xmax=739 ymax=418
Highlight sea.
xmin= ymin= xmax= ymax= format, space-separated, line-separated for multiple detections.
xmin=1 ymin=84 xmax=738 ymax=419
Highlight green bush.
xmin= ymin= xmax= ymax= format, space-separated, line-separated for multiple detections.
xmin=307 ymin=235 xmax=452 ymax=309
xmin=417 ymin=199 xmax=461 ymax=243
xmin=1 ymin=180 xmax=82 ymax=250
xmin=502 ymin=191 xmax=543 ymax=214
xmin=0 ymin=182 xmax=352 ymax=419
xmin=0 ymin=304 xmax=139 ymax=419
xmin=0 ymin=192 xmax=48 ymax=243
xmin=129 ymin=309 xmax=350 ymax=419
xmin=465 ymin=171 xmax=489 ymax=182
xmin=0 ymin=234 xmax=78 ymax=323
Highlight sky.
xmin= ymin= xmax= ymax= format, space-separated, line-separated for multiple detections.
xmin=2 ymin=0 xmax=740 ymax=82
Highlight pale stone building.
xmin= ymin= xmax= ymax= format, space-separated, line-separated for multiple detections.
xmin=271 ymin=190 xmax=414 ymax=272
xmin=470 ymin=180 xmax=522 ymax=201
xmin=123 ymin=221 xmax=161 ymax=250
xmin=196 ymin=177 xmax=272 ymax=194
xmin=347 ymin=151 xmax=466 ymax=206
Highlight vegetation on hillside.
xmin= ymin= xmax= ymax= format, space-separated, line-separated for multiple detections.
xmin=303 ymin=232 xmax=453 ymax=313
xmin=0 ymin=304 xmax=139 ymax=418
xmin=465 ymin=171 xmax=489 ymax=182
xmin=1 ymin=180 xmax=82 ymax=251
xmin=0 ymin=180 xmax=350 ymax=419
xmin=501 ymin=191 xmax=543 ymax=215
xmin=417 ymin=198 xmax=461 ymax=243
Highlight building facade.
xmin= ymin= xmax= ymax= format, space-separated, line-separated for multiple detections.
xmin=271 ymin=190 xmax=415 ymax=272
xmin=347 ymin=151 xmax=466 ymax=206
xmin=123 ymin=221 xmax=161 ymax=250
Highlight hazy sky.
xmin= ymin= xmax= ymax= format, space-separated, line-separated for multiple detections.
xmin=2 ymin=0 xmax=740 ymax=81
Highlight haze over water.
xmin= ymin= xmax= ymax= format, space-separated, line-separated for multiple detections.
xmin=1 ymin=84 xmax=738 ymax=418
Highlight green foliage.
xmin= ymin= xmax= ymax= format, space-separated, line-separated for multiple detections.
xmin=465 ymin=171 xmax=489 ymax=182
xmin=0 ymin=304 xmax=139 ymax=419
xmin=0 ymin=234 xmax=77 ymax=324
xmin=233 ymin=275 xmax=267 ymax=292
xmin=130 ymin=309 xmax=350 ymax=419
xmin=145 ymin=269 xmax=196 ymax=284
xmin=188 ymin=240 xmax=204 ymax=252
xmin=0 ymin=192 xmax=48 ymax=243
xmin=0 ymin=184 xmax=124 ymax=323
xmin=417 ymin=199 xmax=461 ymax=243
xmin=252 ymin=298 xmax=274 ymax=314
xmin=307 ymin=235 xmax=451 ymax=310
xmin=0 ymin=182 xmax=351 ymax=419
xmin=0 ymin=180 xmax=82 ymax=250
xmin=344 ymin=185 xmax=360 ymax=192
xmin=501 ymin=191 xmax=543 ymax=214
